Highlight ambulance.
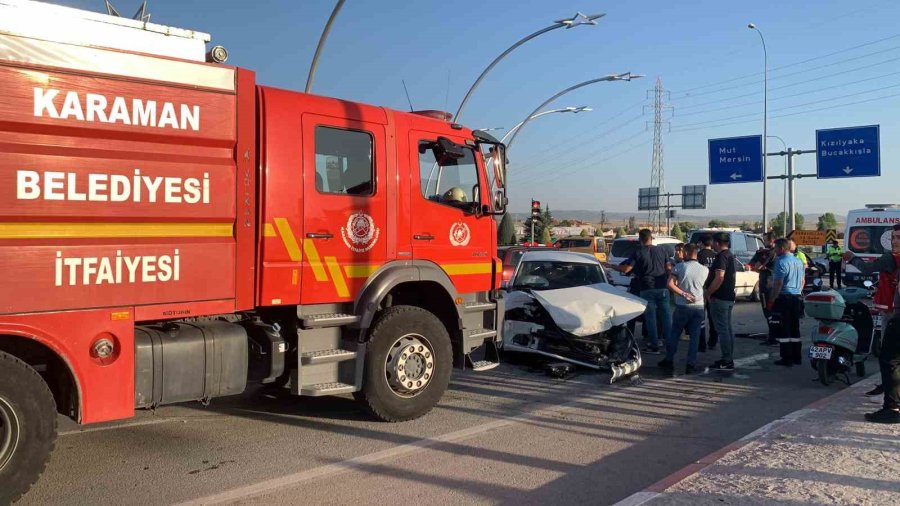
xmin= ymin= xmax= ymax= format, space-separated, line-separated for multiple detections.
xmin=843 ymin=204 xmax=900 ymax=285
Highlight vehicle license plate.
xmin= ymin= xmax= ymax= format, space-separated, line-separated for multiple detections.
xmin=808 ymin=345 xmax=833 ymax=360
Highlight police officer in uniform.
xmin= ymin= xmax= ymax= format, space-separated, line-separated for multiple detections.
xmin=826 ymin=239 xmax=843 ymax=288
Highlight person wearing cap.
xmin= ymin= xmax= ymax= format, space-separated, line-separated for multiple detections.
xmin=826 ymin=239 xmax=844 ymax=288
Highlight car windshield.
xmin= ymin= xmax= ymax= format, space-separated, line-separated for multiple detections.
xmin=848 ymin=225 xmax=892 ymax=255
xmin=513 ymin=260 xmax=606 ymax=290
xmin=611 ymin=240 xmax=639 ymax=258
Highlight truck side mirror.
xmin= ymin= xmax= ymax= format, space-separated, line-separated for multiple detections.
xmin=493 ymin=190 xmax=508 ymax=215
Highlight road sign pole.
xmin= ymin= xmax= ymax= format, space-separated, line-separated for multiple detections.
xmin=787 ymin=148 xmax=795 ymax=234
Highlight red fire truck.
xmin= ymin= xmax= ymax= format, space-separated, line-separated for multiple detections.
xmin=0 ymin=1 xmax=508 ymax=500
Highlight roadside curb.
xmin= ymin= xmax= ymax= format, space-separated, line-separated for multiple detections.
xmin=611 ymin=374 xmax=879 ymax=506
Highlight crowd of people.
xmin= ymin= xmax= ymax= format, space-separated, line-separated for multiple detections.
xmin=605 ymin=225 xmax=900 ymax=425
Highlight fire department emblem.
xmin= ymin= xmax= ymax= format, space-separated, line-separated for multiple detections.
xmin=341 ymin=212 xmax=380 ymax=253
xmin=449 ymin=221 xmax=471 ymax=247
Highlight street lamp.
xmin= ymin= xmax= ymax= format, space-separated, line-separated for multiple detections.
xmin=748 ymin=22 xmax=768 ymax=232
xmin=500 ymin=106 xmax=591 ymax=145
xmin=505 ymin=73 xmax=641 ymax=149
xmin=306 ymin=0 xmax=347 ymax=93
xmin=453 ymin=12 xmax=605 ymax=123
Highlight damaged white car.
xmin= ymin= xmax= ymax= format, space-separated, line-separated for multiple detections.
xmin=502 ymin=251 xmax=647 ymax=383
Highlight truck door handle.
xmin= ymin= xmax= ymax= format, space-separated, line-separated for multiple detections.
xmin=414 ymin=234 xmax=435 ymax=241
xmin=306 ymin=232 xmax=333 ymax=239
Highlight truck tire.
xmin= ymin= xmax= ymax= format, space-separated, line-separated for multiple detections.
xmin=354 ymin=306 xmax=452 ymax=422
xmin=0 ymin=351 xmax=57 ymax=504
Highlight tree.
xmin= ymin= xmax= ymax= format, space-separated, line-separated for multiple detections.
xmin=769 ymin=212 xmax=805 ymax=238
xmin=627 ymin=216 xmax=637 ymax=233
xmin=497 ymin=213 xmax=516 ymax=245
xmin=816 ymin=212 xmax=838 ymax=231
xmin=599 ymin=210 xmax=608 ymax=233
xmin=541 ymin=205 xmax=555 ymax=241
xmin=708 ymin=219 xmax=729 ymax=228
xmin=579 ymin=228 xmax=589 ymax=237
xmin=539 ymin=227 xmax=552 ymax=244
xmin=671 ymin=223 xmax=686 ymax=242
xmin=677 ymin=221 xmax=696 ymax=233
xmin=739 ymin=221 xmax=752 ymax=231
xmin=558 ymin=219 xmax=573 ymax=227
xmin=615 ymin=227 xmax=626 ymax=238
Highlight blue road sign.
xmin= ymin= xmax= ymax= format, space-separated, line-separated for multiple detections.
xmin=816 ymin=125 xmax=880 ymax=179
xmin=708 ymin=135 xmax=763 ymax=185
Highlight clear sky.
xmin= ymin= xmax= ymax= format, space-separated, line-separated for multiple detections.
xmin=48 ymin=0 xmax=900 ymax=219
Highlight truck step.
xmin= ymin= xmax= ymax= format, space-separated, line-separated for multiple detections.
xmin=300 ymin=348 xmax=357 ymax=365
xmin=465 ymin=328 xmax=498 ymax=340
xmin=463 ymin=301 xmax=496 ymax=312
xmin=468 ymin=360 xmax=500 ymax=372
xmin=299 ymin=382 xmax=357 ymax=397
xmin=300 ymin=313 xmax=360 ymax=329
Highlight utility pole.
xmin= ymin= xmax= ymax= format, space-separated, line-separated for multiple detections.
xmin=766 ymin=148 xmax=815 ymax=234
xmin=647 ymin=77 xmax=672 ymax=232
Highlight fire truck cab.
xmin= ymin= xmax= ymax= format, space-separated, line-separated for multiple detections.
xmin=0 ymin=1 xmax=507 ymax=501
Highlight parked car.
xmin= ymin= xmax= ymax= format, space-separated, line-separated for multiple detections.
xmin=503 ymin=250 xmax=645 ymax=382
xmin=554 ymin=236 xmax=608 ymax=262
xmin=498 ymin=245 xmax=551 ymax=284
xmin=606 ymin=235 xmax=681 ymax=287
xmin=687 ymin=228 xmax=763 ymax=265
xmin=734 ymin=258 xmax=761 ymax=301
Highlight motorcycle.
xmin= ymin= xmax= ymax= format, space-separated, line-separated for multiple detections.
xmin=805 ymin=281 xmax=876 ymax=385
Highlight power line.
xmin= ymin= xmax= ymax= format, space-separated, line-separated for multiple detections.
xmin=673 ymin=81 xmax=900 ymax=130
xmin=672 ymin=32 xmax=900 ymax=96
xmin=677 ymin=69 xmax=900 ymax=118
xmin=670 ymin=90 xmax=900 ymax=133
xmin=514 ymin=114 xmax=644 ymax=176
xmin=674 ymin=44 xmax=900 ymax=101
xmin=512 ymin=100 xmax=647 ymax=169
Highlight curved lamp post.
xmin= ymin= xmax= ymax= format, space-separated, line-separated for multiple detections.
xmin=500 ymin=107 xmax=591 ymax=145
xmin=306 ymin=0 xmax=347 ymax=93
xmin=749 ymin=23 xmax=768 ymax=233
xmin=453 ymin=12 xmax=605 ymax=123
xmin=505 ymin=73 xmax=642 ymax=149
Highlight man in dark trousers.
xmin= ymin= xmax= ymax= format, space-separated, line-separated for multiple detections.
xmin=749 ymin=232 xmax=778 ymax=346
xmin=697 ymin=236 xmax=718 ymax=352
xmin=705 ymin=232 xmax=737 ymax=370
xmin=769 ymin=238 xmax=805 ymax=366
xmin=826 ymin=239 xmax=844 ymax=288
xmin=843 ymin=223 xmax=900 ymax=424
xmin=606 ymin=229 xmax=671 ymax=354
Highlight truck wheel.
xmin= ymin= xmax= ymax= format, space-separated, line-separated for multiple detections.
xmin=355 ymin=306 xmax=452 ymax=422
xmin=0 ymin=351 xmax=57 ymax=504
xmin=817 ymin=358 xmax=836 ymax=386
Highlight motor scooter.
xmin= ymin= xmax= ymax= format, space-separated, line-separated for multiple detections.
xmin=805 ymin=282 xmax=875 ymax=386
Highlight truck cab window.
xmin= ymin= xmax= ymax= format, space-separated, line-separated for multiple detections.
xmin=315 ymin=126 xmax=374 ymax=196
xmin=418 ymin=140 xmax=480 ymax=211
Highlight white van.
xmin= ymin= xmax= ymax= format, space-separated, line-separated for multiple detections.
xmin=687 ymin=228 xmax=763 ymax=265
xmin=606 ymin=235 xmax=680 ymax=287
xmin=844 ymin=204 xmax=900 ymax=286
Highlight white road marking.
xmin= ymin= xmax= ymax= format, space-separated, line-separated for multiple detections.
xmin=733 ymin=352 xmax=771 ymax=367
xmin=176 ymin=393 xmax=605 ymax=505
xmin=611 ymin=491 xmax=662 ymax=506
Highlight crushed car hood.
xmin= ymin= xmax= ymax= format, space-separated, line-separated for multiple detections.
xmin=509 ymin=283 xmax=647 ymax=337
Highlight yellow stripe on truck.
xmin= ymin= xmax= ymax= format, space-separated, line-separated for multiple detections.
xmin=441 ymin=263 xmax=493 ymax=276
xmin=0 ymin=222 xmax=233 ymax=239
xmin=324 ymin=256 xmax=350 ymax=298
xmin=272 ymin=218 xmax=302 ymax=262
xmin=344 ymin=264 xmax=380 ymax=279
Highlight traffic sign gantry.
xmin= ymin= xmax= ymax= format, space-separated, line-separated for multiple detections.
xmin=816 ymin=125 xmax=880 ymax=179
xmin=708 ymin=135 xmax=763 ymax=184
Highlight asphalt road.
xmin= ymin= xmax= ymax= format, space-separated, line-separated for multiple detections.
xmin=20 ymin=301 xmax=867 ymax=506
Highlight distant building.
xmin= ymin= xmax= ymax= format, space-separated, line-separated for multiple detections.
xmin=551 ymin=225 xmax=596 ymax=237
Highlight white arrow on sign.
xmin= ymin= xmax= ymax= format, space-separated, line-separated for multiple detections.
xmin=843 ymin=166 xmax=853 ymax=175
xmin=730 ymin=172 xmax=743 ymax=180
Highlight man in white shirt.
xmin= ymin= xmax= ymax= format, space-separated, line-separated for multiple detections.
xmin=659 ymin=243 xmax=709 ymax=375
